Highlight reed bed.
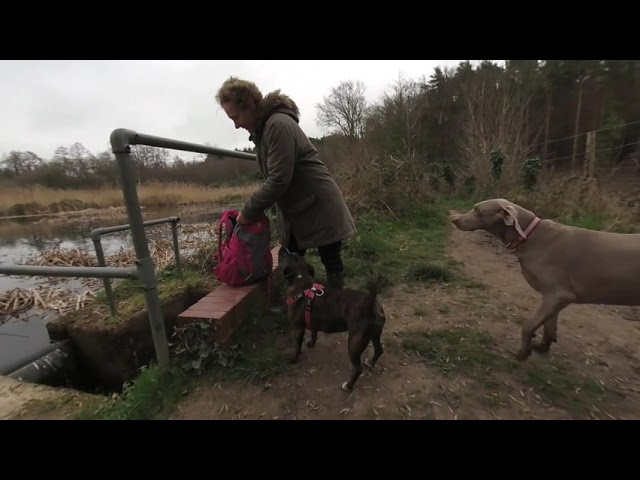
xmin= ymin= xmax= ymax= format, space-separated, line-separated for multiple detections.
xmin=1 ymin=222 xmax=218 ymax=319
xmin=0 ymin=287 xmax=95 ymax=325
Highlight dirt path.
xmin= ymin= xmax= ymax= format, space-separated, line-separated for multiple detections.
xmin=0 ymin=375 xmax=100 ymax=420
xmin=173 ymin=221 xmax=640 ymax=420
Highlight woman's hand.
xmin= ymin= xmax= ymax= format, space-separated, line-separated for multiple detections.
xmin=237 ymin=212 xmax=248 ymax=224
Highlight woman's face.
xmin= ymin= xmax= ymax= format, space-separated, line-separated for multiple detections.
xmin=222 ymin=101 xmax=257 ymax=134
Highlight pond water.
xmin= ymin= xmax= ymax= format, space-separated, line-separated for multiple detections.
xmin=0 ymin=205 xmax=225 ymax=374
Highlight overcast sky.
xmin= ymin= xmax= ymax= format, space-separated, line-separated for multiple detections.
xmin=0 ymin=60 xmax=486 ymax=161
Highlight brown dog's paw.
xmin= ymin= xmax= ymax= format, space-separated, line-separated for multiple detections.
xmin=341 ymin=382 xmax=353 ymax=392
xmin=514 ymin=349 xmax=531 ymax=361
xmin=531 ymin=343 xmax=550 ymax=353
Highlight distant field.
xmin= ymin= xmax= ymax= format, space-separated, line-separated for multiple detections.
xmin=0 ymin=182 xmax=259 ymax=217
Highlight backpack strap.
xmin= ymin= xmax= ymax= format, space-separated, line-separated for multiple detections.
xmin=215 ymin=211 xmax=235 ymax=262
xmin=215 ymin=214 xmax=225 ymax=262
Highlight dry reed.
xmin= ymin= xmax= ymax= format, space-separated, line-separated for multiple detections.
xmin=1 ymin=222 xmax=219 ymax=317
xmin=0 ymin=287 xmax=95 ymax=325
xmin=508 ymin=175 xmax=638 ymax=231
xmin=0 ymin=181 xmax=259 ymax=216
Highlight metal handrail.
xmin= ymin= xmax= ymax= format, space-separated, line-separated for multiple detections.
xmin=0 ymin=129 xmax=257 ymax=371
xmin=90 ymin=216 xmax=182 ymax=317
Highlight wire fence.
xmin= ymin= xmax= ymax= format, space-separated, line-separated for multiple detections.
xmin=524 ymin=118 xmax=640 ymax=180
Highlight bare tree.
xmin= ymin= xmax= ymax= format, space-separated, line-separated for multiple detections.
xmin=458 ymin=65 xmax=543 ymax=192
xmin=365 ymin=72 xmax=428 ymax=156
xmin=131 ymin=145 xmax=170 ymax=169
xmin=315 ymin=80 xmax=368 ymax=139
xmin=1 ymin=151 xmax=44 ymax=174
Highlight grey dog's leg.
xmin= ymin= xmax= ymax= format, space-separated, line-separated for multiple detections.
xmin=531 ymin=313 xmax=558 ymax=353
xmin=516 ymin=294 xmax=572 ymax=361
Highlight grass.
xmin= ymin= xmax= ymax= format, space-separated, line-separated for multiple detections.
xmin=401 ymin=326 xmax=607 ymax=416
xmin=408 ymin=263 xmax=455 ymax=282
xmin=560 ymin=212 xmax=610 ymax=231
xmin=92 ymin=268 xmax=215 ymax=324
xmin=558 ymin=212 xmax=638 ymax=233
xmin=208 ymin=307 xmax=291 ymax=384
xmin=74 ymin=268 xmax=290 ymax=420
xmin=401 ymin=326 xmax=499 ymax=377
xmin=73 ymin=193 xmax=461 ymax=420
xmin=303 ymin=199 xmax=464 ymax=291
xmin=75 ymin=364 xmax=192 ymax=420
xmin=0 ymin=181 xmax=259 ymax=217
xmin=75 ymin=307 xmax=291 ymax=420
xmin=65 ymin=191 xmax=620 ymax=420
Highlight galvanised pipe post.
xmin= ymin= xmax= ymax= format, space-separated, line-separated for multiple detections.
xmin=110 ymin=128 xmax=170 ymax=371
xmin=92 ymin=238 xmax=117 ymax=316
xmin=170 ymin=221 xmax=183 ymax=279
xmin=89 ymin=216 xmax=182 ymax=314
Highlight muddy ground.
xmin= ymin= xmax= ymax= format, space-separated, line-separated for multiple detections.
xmin=171 ymin=220 xmax=640 ymax=420
xmin=0 ymin=375 xmax=100 ymax=420
xmin=4 ymin=214 xmax=640 ymax=420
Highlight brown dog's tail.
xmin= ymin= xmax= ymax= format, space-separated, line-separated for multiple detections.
xmin=364 ymin=272 xmax=386 ymax=330
xmin=364 ymin=272 xmax=386 ymax=307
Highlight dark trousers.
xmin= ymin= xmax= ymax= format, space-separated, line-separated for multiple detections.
xmin=286 ymin=233 xmax=344 ymax=275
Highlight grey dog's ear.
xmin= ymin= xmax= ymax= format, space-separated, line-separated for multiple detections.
xmin=501 ymin=205 xmax=518 ymax=226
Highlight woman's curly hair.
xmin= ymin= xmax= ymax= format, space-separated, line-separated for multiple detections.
xmin=215 ymin=76 xmax=263 ymax=110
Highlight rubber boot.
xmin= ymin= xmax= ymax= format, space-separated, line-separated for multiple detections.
xmin=326 ymin=272 xmax=344 ymax=289
xmin=270 ymin=302 xmax=286 ymax=314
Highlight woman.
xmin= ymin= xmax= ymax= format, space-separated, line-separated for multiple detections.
xmin=215 ymin=76 xmax=356 ymax=288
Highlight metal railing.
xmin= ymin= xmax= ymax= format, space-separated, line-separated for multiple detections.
xmin=91 ymin=216 xmax=182 ymax=317
xmin=0 ymin=128 xmax=257 ymax=370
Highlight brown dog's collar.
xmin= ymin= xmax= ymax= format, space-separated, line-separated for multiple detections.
xmin=286 ymin=283 xmax=325 ymax=330
xmin=507 ymin=216 xmax=541 ymax=252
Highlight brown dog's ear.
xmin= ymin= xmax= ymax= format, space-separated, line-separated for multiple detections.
xmin=283 ymin=265 xmax=295 ymax=280
xmin=501 ymin=205 xmax=518 ymax=226
xmin=306 ymin=263 xmax=315 ymax=278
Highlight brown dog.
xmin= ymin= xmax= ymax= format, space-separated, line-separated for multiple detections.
xmin=280 ymin=252 xmax=386 ymax=392
xmin=451 ymin=198 xmax=640 ymax=361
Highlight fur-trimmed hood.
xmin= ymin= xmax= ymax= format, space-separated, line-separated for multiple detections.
xmin=250 ymin=90 xmax=300 ymax=142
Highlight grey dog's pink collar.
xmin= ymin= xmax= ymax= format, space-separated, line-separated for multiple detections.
xmin=507 ymin=217 xmax=541 ymax=252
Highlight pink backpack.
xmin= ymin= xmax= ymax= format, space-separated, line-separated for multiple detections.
xmin=213 ymin=209 xmax=273 ymax=287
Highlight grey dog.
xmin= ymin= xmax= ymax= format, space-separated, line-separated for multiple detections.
xmin=452 ymin=198 xmax=640 ymax=361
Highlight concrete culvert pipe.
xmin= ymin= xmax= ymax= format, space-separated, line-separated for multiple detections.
xmin=6 ymin=340 xmax=78 ymax=387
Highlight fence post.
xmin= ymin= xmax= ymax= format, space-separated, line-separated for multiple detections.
xmin=584 ymin=131 xmax=596 ymax=178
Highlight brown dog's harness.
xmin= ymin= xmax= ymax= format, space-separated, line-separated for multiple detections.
xmin=507 ymin=216 xmax=542 ymax=252
xmin=286 ymin=283 xmax=325 ymax=330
